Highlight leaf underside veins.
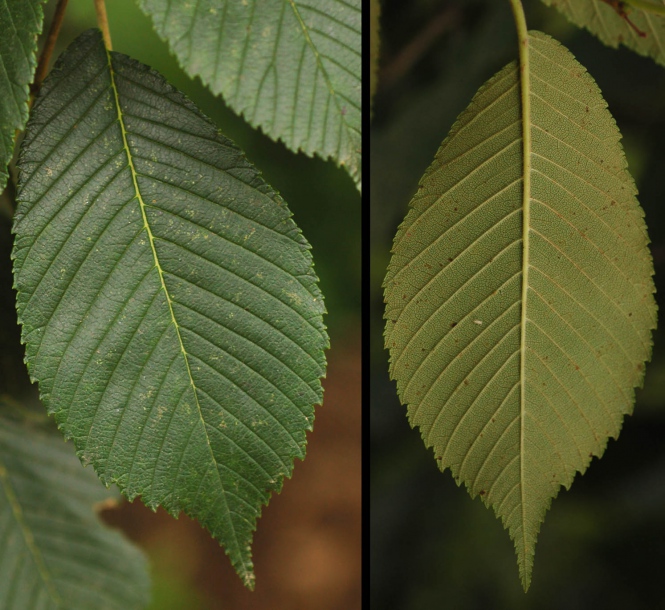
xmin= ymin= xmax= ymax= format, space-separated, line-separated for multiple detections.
xmin=384 ymin=31 xmax=656 ymax=590
xmin=137 ymin=0 xmax=362 ymax=189
xmin=12 ymin=29 xmax=328 ymax=588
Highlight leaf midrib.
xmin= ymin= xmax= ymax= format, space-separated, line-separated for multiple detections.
xmin=104 ymin=47 xmax=248 ymax=576
xmin=514 ymin=19 xmax=533 ymax=587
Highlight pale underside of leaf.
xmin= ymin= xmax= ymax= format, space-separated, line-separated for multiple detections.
xmin=542 ymin=0 xmax=665 ymax=67
xmin=136 ymin=0 xmax=361 ymax=189
xmin=0 ymin=416 xmax=149 ymax=610
xmin=12 ymin=29 xmax=327 ymax=588
xmin=385 ymin=31 xmax=656 ymax=589
xmin=0 ymin=0 xmax=47 ymax=193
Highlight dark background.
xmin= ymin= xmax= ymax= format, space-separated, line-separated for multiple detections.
xmin=0 ymin=0 xmax=361 ymax=608
xmin=371 ymin=1 xmax=665 ymax=608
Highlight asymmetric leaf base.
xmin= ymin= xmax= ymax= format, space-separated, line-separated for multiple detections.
xmin=385 ymin=31 xmax=656 ymax=589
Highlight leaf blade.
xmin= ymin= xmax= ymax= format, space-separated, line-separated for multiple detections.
xmin=384 ymin=31 xmax=656 ymax=589
xmin=136 ymin=0 xmax=362 ymax=188
xmin=12 ymin=29 xmax=328 ymax=588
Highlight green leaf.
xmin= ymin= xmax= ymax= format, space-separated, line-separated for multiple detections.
xmin=136 ymin=0 xmax=361 ymax=189
xmin=12 ymin=29 xmax=328 ymax=589
xmin=0 ymin=414 xmax=149 ymax=609
xmin=541 ymin=0 xmax=665 ymax=66
xmin=384 ymin=30 xmax=656 ymax=590
xmin=0 ymin=0 xmax=47 ymax=194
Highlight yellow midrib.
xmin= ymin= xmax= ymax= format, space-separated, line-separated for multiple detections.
xmin=104 ymin=47 xmax=250 ymax=579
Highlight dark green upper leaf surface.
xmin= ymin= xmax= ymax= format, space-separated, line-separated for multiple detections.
xmin=12 ymin=29 xmax=327 ymax=588
xmin=0 ymin=0 xmax=46 ymax=193
xmin=137 ymin=0 xmax=361 ymax=189
xmin=542 ymin=0 xmax=665 ymax=67
xmin=0 ymin=415 xmax=149 ymax=609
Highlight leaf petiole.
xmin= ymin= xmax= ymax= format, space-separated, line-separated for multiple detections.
xmin=94 ymin=0 xmax=112 ymax=50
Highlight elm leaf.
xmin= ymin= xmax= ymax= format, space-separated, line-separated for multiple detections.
xmin=384 ymin=31 xmax=656 ymax=590
xmin=12 ymin=29 xmax=328 ymax=589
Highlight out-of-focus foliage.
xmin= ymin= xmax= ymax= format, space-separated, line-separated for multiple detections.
xmin=542 ymin=0 xmax=665 ymax=67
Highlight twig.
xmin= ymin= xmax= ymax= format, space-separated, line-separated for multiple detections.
xmin=94 ymin=0 xmax=112 ymax=50
xmin=32 ymin=0 xmax=70 ymax=96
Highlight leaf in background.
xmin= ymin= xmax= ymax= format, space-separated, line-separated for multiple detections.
xmin=136 ymin=0 xmax=361 ymax=189
xmin=370 ymin=0 xmax=380 ymax=115
xmin=0 ymin=414 xmax=149 ymax=609
xmin=0 ymin=0 xmax=46 ymax=194
xmin=541 ymin=0 xmax=665 ymax=67
xmin=384 ymin=31 xmax=656 ymax=590
xmin=13 ymin=29 xmax=328 ymax=588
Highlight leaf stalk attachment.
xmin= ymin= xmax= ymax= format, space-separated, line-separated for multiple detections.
xmin=94 ymin=0 xmax=112 ymax=50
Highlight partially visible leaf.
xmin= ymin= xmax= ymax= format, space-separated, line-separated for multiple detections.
xmin=136 ymin=0 xmax=361 ymax=189
xmin=384 ymin=31 xmax=656 ymax=589
xmin=0 ymin=414 xmax=149 ymax=609
xmin=0 ymin=0 xmax=47 ymax=193
xmin=370 ymin=0 xmax=381 ymax=115
xmin=542 ymin=0 xmax=665 ymax=66
xmin=13 ymin=29 xmax=328 ymax=588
